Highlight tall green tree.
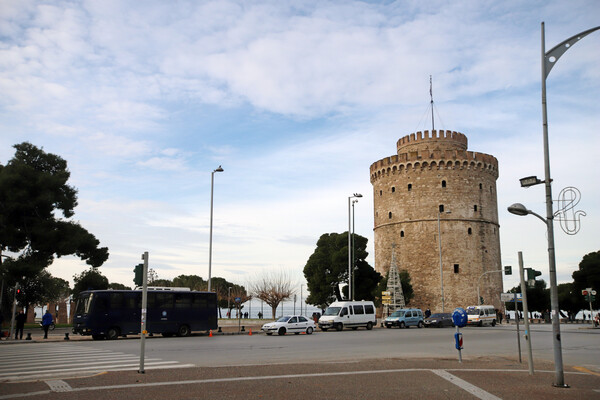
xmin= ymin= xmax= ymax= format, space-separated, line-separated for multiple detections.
xmin=572 ymin=250 xmax=600 ymax=309
xmin=72 ymin=268 xmax=109 ymax=298
xmin=0 ymin=143 xmax=109 ymax=308
xmin=303 ymin=232 xmax=381 ymax=309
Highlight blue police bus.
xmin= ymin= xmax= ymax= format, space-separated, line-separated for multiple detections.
xmin=72 ymin=288 xmax=217 ymax=340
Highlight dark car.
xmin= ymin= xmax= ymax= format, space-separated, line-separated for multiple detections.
xmin=423 ymin=313 xmax=454 ymax=328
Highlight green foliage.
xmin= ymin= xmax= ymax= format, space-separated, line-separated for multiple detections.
xmin=572 ymin=250 xmax=600 ymax=309
xmin=72 ymin=268 xmax=109 ymax=298
xmin=557 ymin=283 xmax=584 ymax=315
xmin=172 ymin=275 xmax=206 ymax=290
xmin=506 ymin=280 xmax=550 ymax=312
xmin=0 ymin=143 xmax=109 ymax=308
xmin=108 ymin=282 xmax=132 ymax=290
xmin=303 ymin=232 xmax=381 ymax=309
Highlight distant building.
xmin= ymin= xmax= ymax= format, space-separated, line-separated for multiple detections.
xmin=370 ymin=130 xmax=503 ymax=311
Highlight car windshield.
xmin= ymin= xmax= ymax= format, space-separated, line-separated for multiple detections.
xmin=276 ymin=316 xmax=291 ymax=322
xmin=323 ymin=307 xmax=341 ymax=316
xmin=75 ymin=293 xmax=93 ymax=315
xmin=467 ymin=309 xmax=479 ymax=315
xmin=390 ymin=311 xmax=405 ymax=317
xmin=429 ymin=314 xmax=442 ymax=319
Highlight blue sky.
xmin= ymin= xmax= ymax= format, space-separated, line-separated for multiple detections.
xmin=1 ymin=0 xmax=599 ymax=295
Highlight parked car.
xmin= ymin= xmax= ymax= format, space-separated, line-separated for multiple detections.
xmin=384 ymin=308 xmax=424 ymax=329
xmin=318 ymin=301 xmax=377 ymax=331
xmin=423 ymin=313 xmax=454 ymax=328
xmin=261 ymin=315 xmax=316 ymax=336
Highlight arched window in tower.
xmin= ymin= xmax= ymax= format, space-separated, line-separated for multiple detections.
xmin=468 ymin=227 xmax=472 ymax=235
xmin=479 ymin=183 xmax=483 ymax=190
xmin=454 ymin=264 xmax=460 ymax=274
xmin=442 ymin=180 xmax=446 ymax=188
xmin=408 ymin=183 xmax=412 ymax=191
xmin=379 ymin=190 xmax=382 ymax=196
xmin=388 ymin=212 xmax=393 ymax=219
xmin=474 ymin=205 xmax=478 ymax=212
xmin=400 ymin=230 xmax=405 ymax=237
xmin=391 ymin=186 xmax=396 ymax=193
xmin=439 ymin=204 xmax=444 ymax=213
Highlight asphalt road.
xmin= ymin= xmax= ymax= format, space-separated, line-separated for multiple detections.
xmin=59 ymin=322 xmax=600 ymax=369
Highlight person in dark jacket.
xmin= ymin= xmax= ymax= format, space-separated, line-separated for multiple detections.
xmin=15 ymin=310 xmax=26 ymax=340
xmin=42 ymin=310 xmax=53 ymax=339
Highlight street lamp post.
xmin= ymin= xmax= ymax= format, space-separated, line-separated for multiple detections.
xmin=437 ymin=209 xmax=450 ymax=312
xmin=300 ymin=284 xmax=303 ymax=316
xmin=351 ymin=199 xmax=358 ymax=300
xmin=510 ymin=22 xmax=600 ymax=388
xmin=348 ymin=193 xmax=362 ymax=300
xmin=207 ymin=165 xmax=224 ymax=293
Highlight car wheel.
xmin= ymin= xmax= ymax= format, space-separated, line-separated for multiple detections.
xmin=492 ymin=320 xmax=496 ymax=327
xmin=177 ymin=324 xmax=191 ymax=337
xmin=418 ymin=321 xmax=424 ymax=328
xmin=335 ymin=323 xmax=343 ymax=331
xmin=399 ymin=322 xmax=406 ymax=329
xmin=278 ymin=327 xmax=286 ymax=336
xmin=106 ymin=327 xmax=120 ymax=340
xmin=366 ymin=322 xmax=373 ymax=330
xmin=306 ymin=327 xmax=314 ymax=335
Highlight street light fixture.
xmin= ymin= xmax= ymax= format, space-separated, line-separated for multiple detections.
xmin=348 ymin=193 xmax=362 ymax=300
xmin=508 ymin=22 xmax=600 ymax=388
xmin=437 ymin=209 xmax=451 ymax=312
xmin=207 ymin=165 xmax=224 ymax=293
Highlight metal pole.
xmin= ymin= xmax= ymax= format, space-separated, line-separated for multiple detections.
xmin=347 ymin=196 xmax=352 ymax=301
xmin=515 ymin=292 xmax=522 ymax=363
xmin=541 ymin=22 xmax=564 ymax=387
xmin=228 ymin=287 xmax=231 ymax=318
xmin=300 ymin=284 xmax=303 ymax=316
xmin=518 ymin=251 xmax=534 ymax=375
xmin=208 ymin=171 xmax=215 ymax=292
xmin=9 ymin=283 xmax=18 ymax=340
xmin=139 ymin=251 xmax=148 ymax=374
xmin=437 ymin=212 xmax=444 ymax=312
xmin=352 ymin=200 xmax=356 ymax=300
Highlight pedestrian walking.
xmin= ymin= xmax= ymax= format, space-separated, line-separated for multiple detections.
xmin=42 ymin=310 xmax=53 ymax=339
xmin=15 ymin=310 xmax=26 ymax=340
xmin=424 ymin=308 xmax=431 ymax=318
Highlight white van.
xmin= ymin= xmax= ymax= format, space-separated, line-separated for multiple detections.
xmin=466 ymin=305 xmax=496 ymax=326
xmin=318 ymin=301 xmax=377 ymax=331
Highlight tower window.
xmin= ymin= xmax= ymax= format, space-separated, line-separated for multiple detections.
xmin=479 ymin=183 xmax=483 ymax=190
xmin=379 ymin=190 xmax=382 ymax=196
xmin=391 ymin=186 xmax=395 ymax=193
xmin=454 ymin=264 xmax=460 ymax=274
xmin=408 ymin=184 xmax=412 ymax=191
xmin=388 ymin=212 xmax=392 ymax=219
xmin=400 ymin=231 xmax=404 ymax=237
xmin=439 ymin=204 xmax=444 ymax=212
xmin=474 ymin=205 xmax=478 ymax=212
xmin=441 ymin=180 xmax=446 ymax=188
xmin=468 ymin=227 xmax=472 ymax=235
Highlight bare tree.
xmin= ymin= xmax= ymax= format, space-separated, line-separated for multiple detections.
xmin=251 ymin=270 xmax=294 ymax=319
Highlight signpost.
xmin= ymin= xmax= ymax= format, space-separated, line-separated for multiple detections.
xmin=139 ymin=251 xmax=149 ymax=374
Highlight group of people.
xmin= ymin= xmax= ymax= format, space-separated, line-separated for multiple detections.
xmin=0 ymin=310 xmax=54 ymax=340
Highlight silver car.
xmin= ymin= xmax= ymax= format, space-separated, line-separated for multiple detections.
xmin=261 ymin=315 xmax=316 ymax=336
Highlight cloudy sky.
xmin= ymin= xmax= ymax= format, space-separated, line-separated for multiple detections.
xmin=1 ymin=0 xmax=599 ymax=295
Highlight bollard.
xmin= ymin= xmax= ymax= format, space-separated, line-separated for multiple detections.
xmin=241 ymin=325 xmax=245 ymax=332
xmin=64 ymin=333 xmax=70 ymax=340
xmin=217 ymin=327 xmax=222 ymax=333
xmin=26 ymin=333 xmax=32 ymax=340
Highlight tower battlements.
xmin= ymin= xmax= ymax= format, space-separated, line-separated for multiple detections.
xmin=397 ymin=130 xmax=468 ymax=154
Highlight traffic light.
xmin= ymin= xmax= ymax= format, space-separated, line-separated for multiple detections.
xmin=133 ymin=264 xmax=144 ymax=286
xmin=525 ymin=268 xmax=541 ymax=287
xmin=504 ymin=266 xmax=512 ymax=275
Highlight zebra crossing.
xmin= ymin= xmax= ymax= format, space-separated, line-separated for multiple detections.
xmin=0 ymin=343 xmax=195 ymax=382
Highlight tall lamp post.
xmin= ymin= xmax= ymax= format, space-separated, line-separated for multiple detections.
xmin=207 ymin=165 xmax=224 ymax=293
xmin=347 ymin=193 xmax=362 ymax=300
xmin=508 ymin=22 xmax=599 ymax=388
xmin=351 ymin=198 xmax=358 ymax=300
xmin=437 ymin=209 xmax=450 ymax=312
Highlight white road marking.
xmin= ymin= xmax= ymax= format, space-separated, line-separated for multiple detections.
xmin=44 ymin=380 xmax=72 ymax=392
xmin=431 ymin=369 xmax=502 ymax=400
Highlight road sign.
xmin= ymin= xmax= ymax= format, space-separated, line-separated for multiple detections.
xmin=382 ymin=295 xmax=392 ymax=300
xmin=234 ymin=297 xmax=241 ymax=303
xmin=452 ymin=308 xmax=468 ymax=328
xmin=382 ymin=291 xmax=391 ymax=296
xmin=582 ymin=290 xmax=589 ymax=296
